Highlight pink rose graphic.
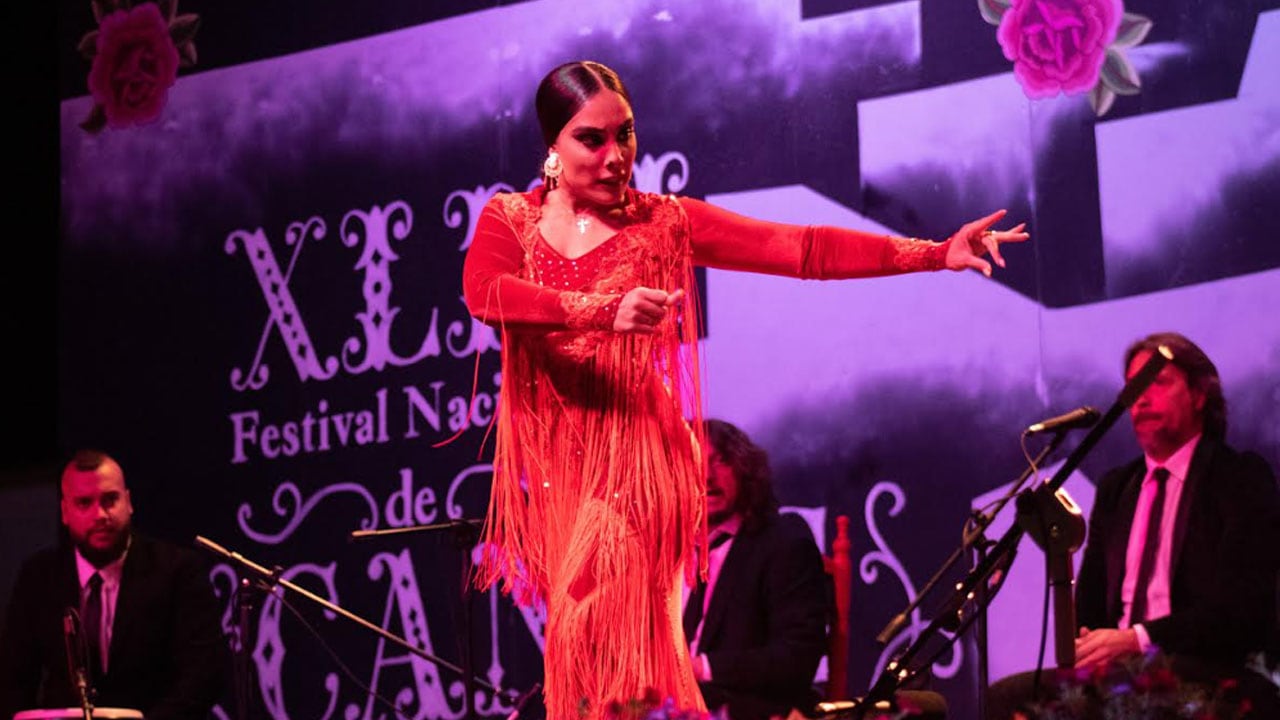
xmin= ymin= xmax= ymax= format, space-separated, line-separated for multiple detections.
xmin=86 ymin=3 xmax=181 ymax=128
xmin=996 ymin=0 xmax=1122 ymax=98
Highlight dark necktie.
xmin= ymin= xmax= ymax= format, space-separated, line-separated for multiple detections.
xmin=683 ymin=531 xmax=733 ymax=642
xmin=1130 ymin=467 xmax=1169 ymax=625
xmin=82 ymin=572 xmax=104 ymax=678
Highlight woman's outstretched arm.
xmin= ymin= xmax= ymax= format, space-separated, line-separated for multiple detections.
xmin=683 ymin=197 xmax=1025 ymax=279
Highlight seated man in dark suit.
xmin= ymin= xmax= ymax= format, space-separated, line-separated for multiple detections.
xmin=684 ymin=419 xmax=830 ymax=720
xmin=987 ymin=332 xmax=1280 ymax=719
xmin=0 ymin=450 xmax=230 ymax=720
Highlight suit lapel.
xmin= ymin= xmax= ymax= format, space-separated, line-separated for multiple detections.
xmin=700 ymin=532 xmax=749 ymax=649
xmin=58 ymin=546 xmax=82 ymax=612
xmin=107 ymin=534 xmax=146 ymax=674
xmin=1170 ymin=437 xmax=1213 ymax=580
xmin=1107 ymin=462 xmax=1145 ymax=621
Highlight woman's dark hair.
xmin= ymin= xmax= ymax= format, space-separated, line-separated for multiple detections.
xmin=1123 ymin=332 xmax=1227 ymax=438
xmin=705 ymin=419 xmax=778 ymax=532
xmin=535 ymin=60 xmax=632 ymax=147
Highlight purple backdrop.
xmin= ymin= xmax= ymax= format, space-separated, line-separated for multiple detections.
xmin=48 ymin=1 xmax=1280 ymax=718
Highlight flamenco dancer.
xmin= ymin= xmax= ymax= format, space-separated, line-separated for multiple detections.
xmin=464 ymin=60 xmax=1027 ymax=719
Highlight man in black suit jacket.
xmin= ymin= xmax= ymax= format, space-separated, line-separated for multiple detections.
xmin=1074 ymin=333 xmax=1279 ymax=672
xmin=0 ymin=450 xmax=230 ymax=720
xmin=988 ymin=332 xmax=1280 ymax=718
xmin=684 ymin=419 xmax=830 ymax=720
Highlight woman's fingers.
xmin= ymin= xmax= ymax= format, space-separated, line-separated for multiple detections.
xmin=946 ymin=211 xmax=1030 ymax=276
xmin=974 ymin=216 xmax=1031 ymax=270
xmin=975 ymin=208 xmax=1008 ymax=232
xmin=615 ymin=287 xmax=683 ymax=333
xmin=984 ymin=231 xmax=1006 ymax=268
xmin=635 ymin=287 xmax=670 ymax=304
xmin=991 ymin=223 xmax=1030 ymax=244
xmin=968 ymin=255 xmax=994 ymax=278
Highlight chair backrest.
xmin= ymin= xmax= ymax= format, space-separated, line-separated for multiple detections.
xmin=823 ymin=514 xmax=852 ymax=700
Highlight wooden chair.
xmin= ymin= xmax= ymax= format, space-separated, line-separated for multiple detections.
xmin=823 ymin=514 xmax=852 ymax=700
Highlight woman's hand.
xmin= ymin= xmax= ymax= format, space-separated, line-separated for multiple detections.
xmin=613 ymin=287 xmax=685 ymax=334
xmin=944 ymin=209 xmax=1030 ymax=277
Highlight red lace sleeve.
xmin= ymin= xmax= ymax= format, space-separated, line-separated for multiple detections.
xmin=463 ymin=197 xmax=620 ymax=331
xmin=680 ymin=196 xmax=949 ymax=278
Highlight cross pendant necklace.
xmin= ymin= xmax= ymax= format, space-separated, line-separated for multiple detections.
xmin=575 ymin=215 xmax=591 ymax=235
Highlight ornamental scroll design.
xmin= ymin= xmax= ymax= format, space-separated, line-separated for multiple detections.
xmin=445 ymin=297 xmax=501 ymax=359
xmin=237 ymin=480 xmax=380 ymax=545
xmin=209 ymin=563 xmax=242 ymax=650
xmin=441 ymin=185 xmax=507 ymax=359
xmin=444 ymin=183 xmax=515 ymax=252
xmin=859 ymin=481 xmax=963 ymax=684
xmin=632 ymin=151 xmax=690 ymax=195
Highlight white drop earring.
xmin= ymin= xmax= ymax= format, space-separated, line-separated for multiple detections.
xmin=543 ymin=150 xmax=563 ymax=187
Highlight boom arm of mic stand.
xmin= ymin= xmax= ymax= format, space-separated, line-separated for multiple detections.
xmin=875 ymin=432 xmax=1066 ymax=646
xmin=194 ymin=535 xmax=517 ymax=701
xmin=857 ymin=346 xmax=1172 ymax=712
xmin=349 ymin=518 xmax=485 ymax=541
xmin=505 ymin=682 xmax=543 ymax=720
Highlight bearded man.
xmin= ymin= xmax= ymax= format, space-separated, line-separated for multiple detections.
xmin=0 ymin=450 xmax=229 ymax=719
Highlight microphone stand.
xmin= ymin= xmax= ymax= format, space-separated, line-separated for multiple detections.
xmin=970 ymin=428 xmax=1069 ymax=720
xmin=352 ymin=519 xmax=486 ymax=720
xmin=74 ymin=669 xmax=93 ymax=720
xmin=845 ymin=346 xmax=1173 ymax=719
xmin=506 ymin=681 xmax=543 ymax=720
xmin=232 ymin=574 xmax=272 ymax=720
xmin=63 ymin=609 xmax=94 ymax=720
xmin=1015 ymin=478 xmax=1087 ymax=669
xmin=347 ymin=519 xmax=484 ymax=540
xmin=195 ymin=534 xmax=524 ymax=718
xmin=867 ymin=430 xmax=1065 ymax=720
xmin=972 ymin=533 xmax=993 ymax=720
xmin=874 ymin=432 xmax=1067 ymax=649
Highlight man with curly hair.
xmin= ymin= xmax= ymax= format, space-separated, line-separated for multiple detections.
xmin=682 ymin=419 xmax=830 ymax=720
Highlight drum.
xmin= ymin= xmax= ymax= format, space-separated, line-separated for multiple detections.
xmin=12 ymin=709 xmax=143 ymax=719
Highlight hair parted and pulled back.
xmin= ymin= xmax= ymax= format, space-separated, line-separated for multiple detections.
xmin=535 ymin=60 xmax=632 ymax=147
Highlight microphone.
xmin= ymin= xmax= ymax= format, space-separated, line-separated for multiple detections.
xmin=1025 ymin=406 xmax=1100 ymax=435
xmin=62 ymin=607 xmax=81 ymax=683
xmin=875 ymin=612 xmax=908 ymax=645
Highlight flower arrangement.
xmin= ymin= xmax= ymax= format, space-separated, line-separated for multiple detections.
xmin=979 ymin=0 xmax=1152 ymax=116
xmin=1022 ymin=650 xmax=1266 ymax=720
xmin=75 ymin=0 xmax=201 ymax=131
xmin=597 ymin=690 xmax=726 ymax=720
xmin=597 ymin=690 xmax=922 ymax=720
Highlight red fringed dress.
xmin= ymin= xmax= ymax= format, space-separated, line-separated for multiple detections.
xmin=463 ymin=187 xmax=948 ymax=720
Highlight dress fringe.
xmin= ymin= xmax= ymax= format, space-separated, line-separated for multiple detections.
xmin=475 ymin=193 xmax=708 ymax=719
